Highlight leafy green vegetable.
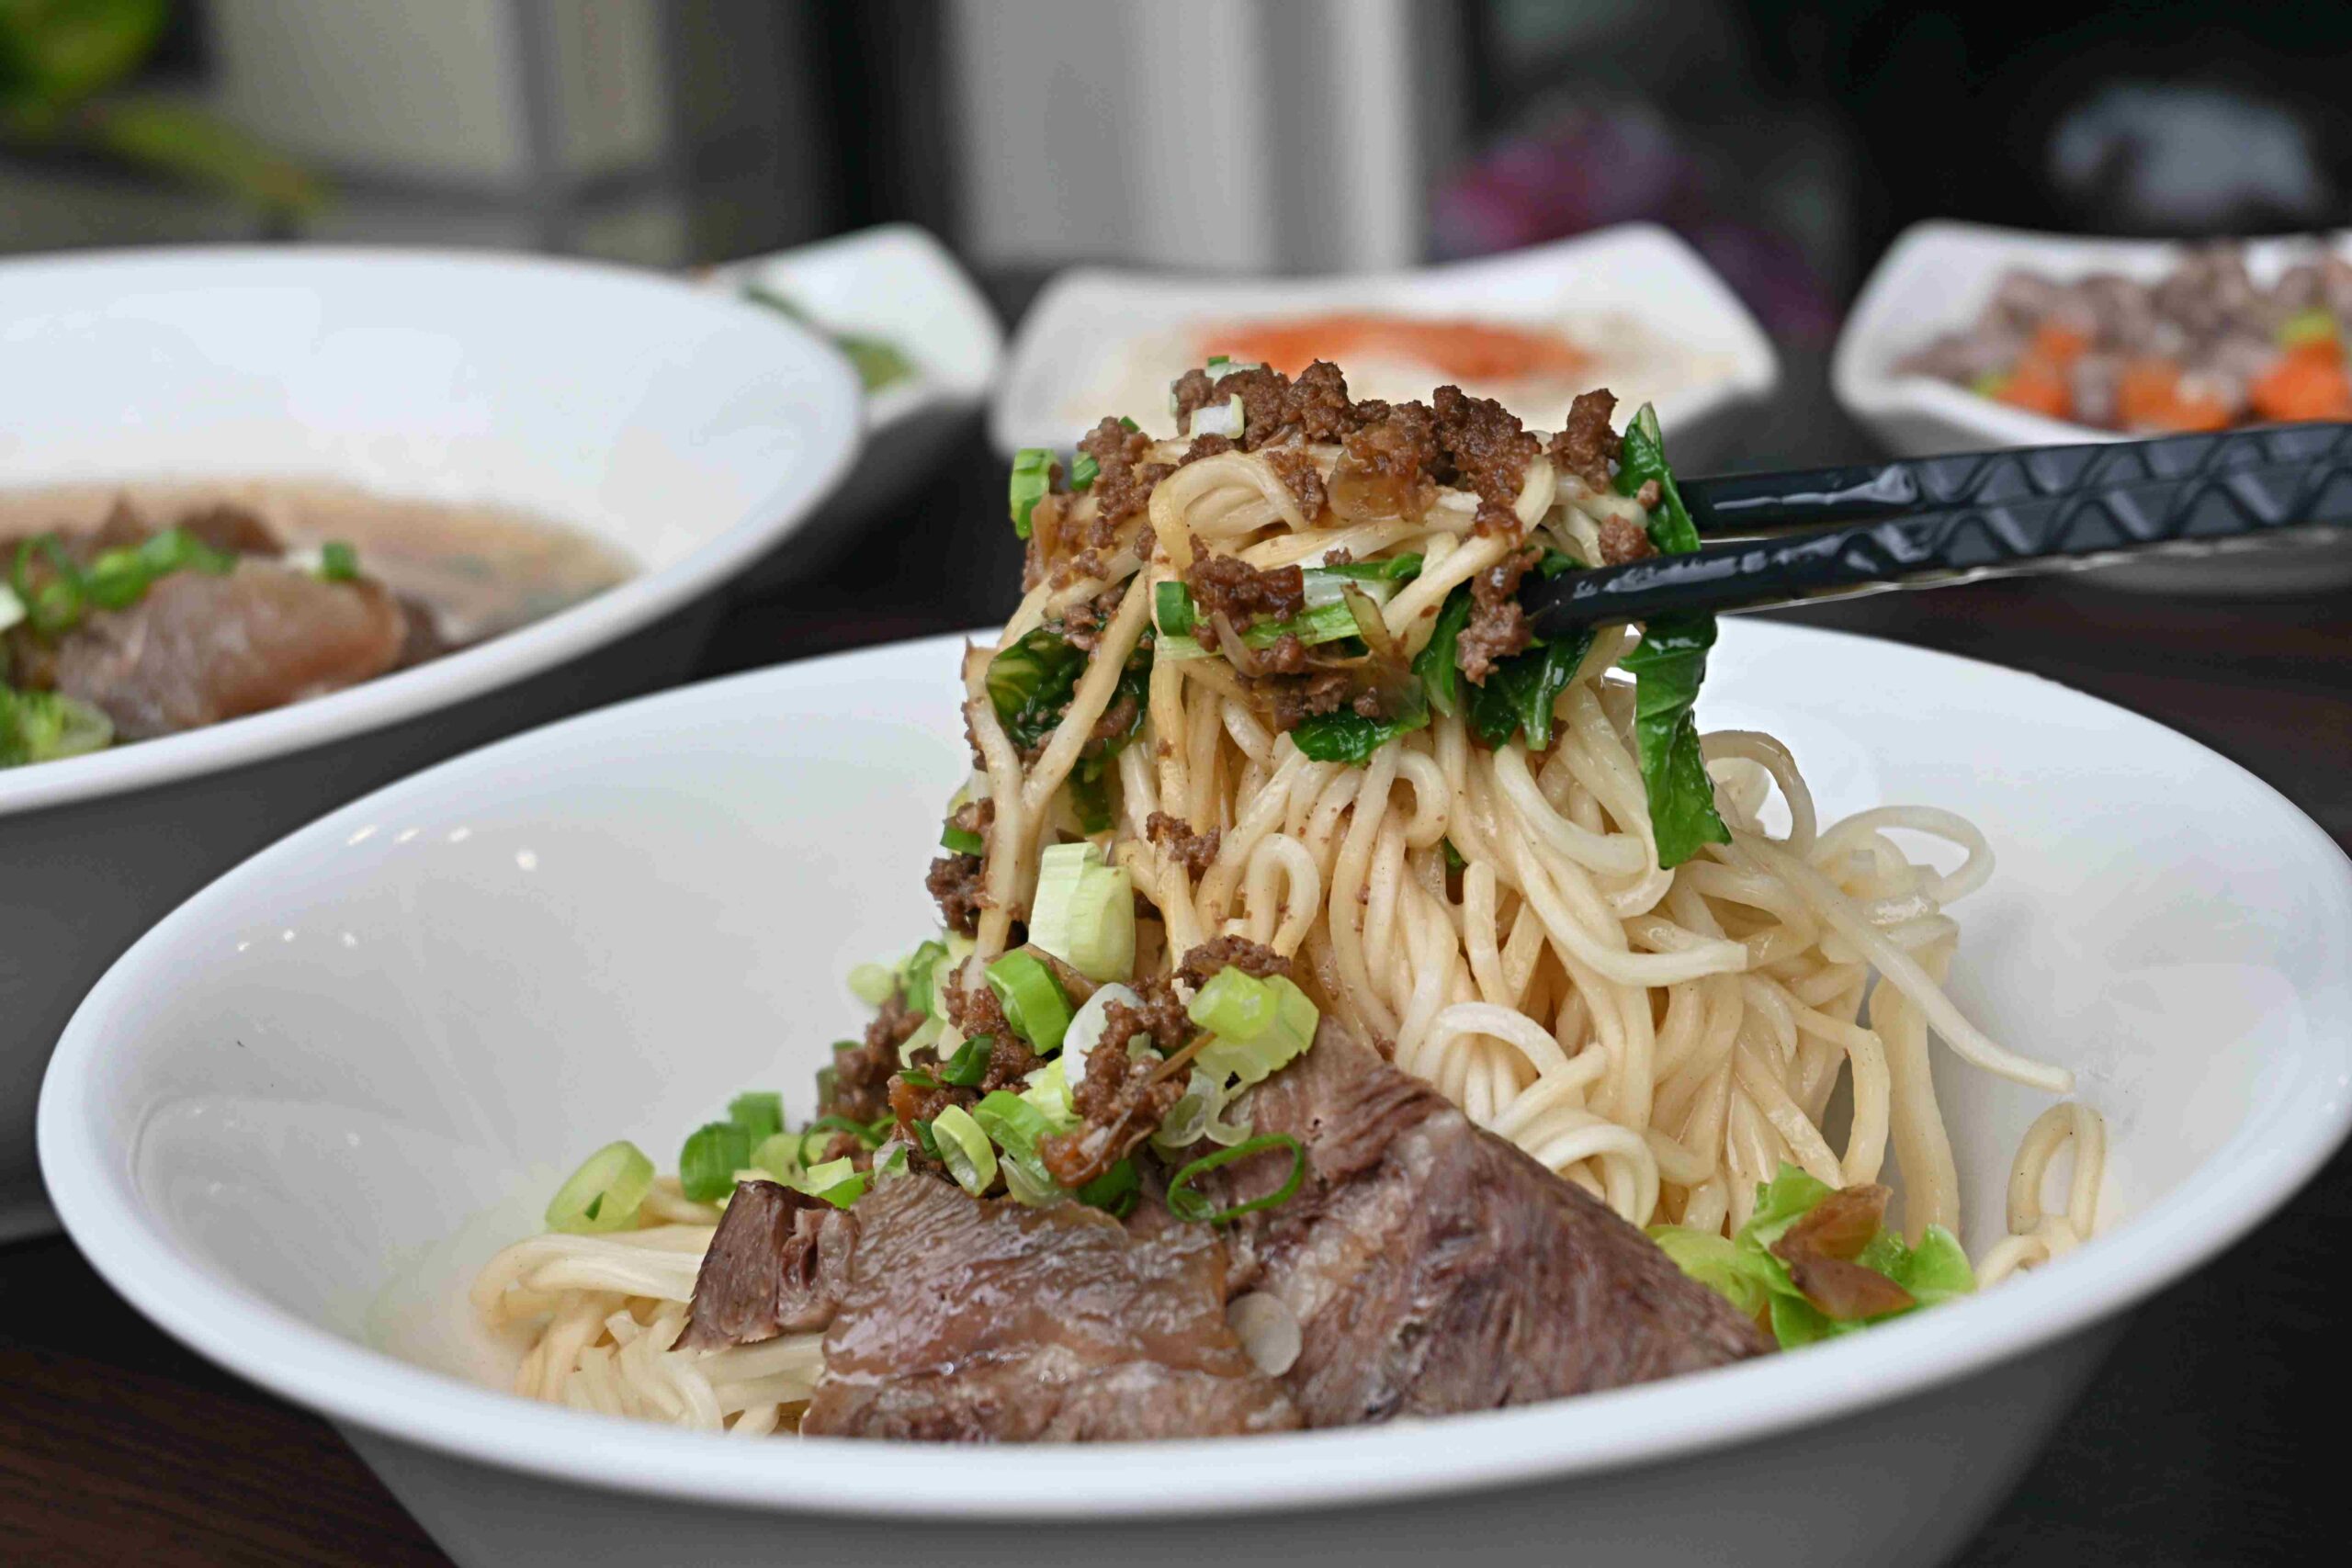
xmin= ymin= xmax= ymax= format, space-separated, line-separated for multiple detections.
xmin=986 ymin=625 xmax=1089 ymax=750
xmin=1649 ymin=1163 xmax=1976 ymax=1351
xmin=1620 ymin=614 xmax=1730 ymax=866
xmin=1614 ymin=403 xmax=1730 ymax=867
xmin=1411 ymin=586 xmax=1476 ymax=717
xmin=1075 ymin=1157 xmax=1141 ymax=1217
xmin=1464 ymin=627 xmax=1595 ymax=750
xmin=0 ymin=685 xmax=112 ymax=768
xmin=1311 ymin=552 xmax=1424 ymax=581
xmin=1288 ymin=680 xmax=1430 ymax=763
xmin=1066 ymin=631 xmax=1153 ymax=831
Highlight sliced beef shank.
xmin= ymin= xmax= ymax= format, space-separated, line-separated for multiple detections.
xmin=802 ymin=1175 xmax=1299 ymax=1441
xmin=682 ymin=1179 xmax=859 ymax=1350
xmin=31 ymin=562 xmax=408 ymax=739
xmin=1202 ymin=1023 xmax=1768 ymax=1426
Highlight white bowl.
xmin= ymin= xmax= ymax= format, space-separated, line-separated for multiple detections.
xmin=704 ymin=224 xmax=1002 ymax=556
xmin=0 ymin=245 xmax=862 ymax=1237
xmin=995 ymin=225 xmax=1779 ymax=472
xmin=40 ymin=623 xmax=2352 ymax=1567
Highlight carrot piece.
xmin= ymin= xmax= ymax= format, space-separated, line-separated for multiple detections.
xmin=2250 ymin=344 xmax=2352 ymax=423
xmin=2027 ymin=321 xmax=2090 ymax=369
xmin=1993 ymin=361 xmax=2071 ymax=419
xmin=2117 ymin=359 xmax=2232 ymax=433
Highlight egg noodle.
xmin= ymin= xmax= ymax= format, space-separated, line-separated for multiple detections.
xmin=476 ymin=400 xmax=2107 ymax=1433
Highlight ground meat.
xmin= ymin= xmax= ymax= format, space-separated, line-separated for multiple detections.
xmin=1432 ymin=385 xmax=1541 ymax=536
xmin=1146 ymin=810 xmax=1221 ymax=877
xmin=1186 ymin=551 xmax=1305 ymax=626
xmin=1255 ymin=631 xmax=1308 ymax=676
xmin=1334 ymin=400 xmax=1438 ymax=520
xmin=1098 ymin=976 xmax=1193 ymax=1058
xmin=1088 ymin=688 xmax=1139 ymax=750
xmin=1263 ymin=668 xmax=1357 ymax=731
xmin=1263 ymin=443 xmax=1328 ymax=520
xmin=1180 ymin=434 xmax=1236 ymax=465
xmin=1059 ymin=584 xmax=1124 ymax=653
xmin=1071 ymin=416 xmax=1172 ymax=562
xmin=925 ymin=853 xmax=986 ymax=936
xmin=1549 ymin=389 xmax=1621 ymax=492
xmin=1174 ymin=359 xmax=1374 ymax=451
xmin=939 ymin=974 xmax=1011 ymax=1043
xmin=1455 ymin=545 xmax=1540 ymax=683
xmin=1177 ymin=937 xmax=1291 ymax=987
xmin=827 ymin=991 xmax=922 ymax=1123
xmin=1040 ymin=1021 xmax=1187 ymax=1188
xmin=1598 ymin=514 xmax=1657 ymax=566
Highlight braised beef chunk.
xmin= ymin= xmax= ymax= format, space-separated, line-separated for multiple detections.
xmin=1203 ymin=1024 xmax=1767 ymax=1426
xmin=25 ymin=562 xmax=409 ymax=740
xmin=802 ymin=1176 xmax=1299 ymax=1440
xmin=682 ymin=1180 xmax=860 ymax=1350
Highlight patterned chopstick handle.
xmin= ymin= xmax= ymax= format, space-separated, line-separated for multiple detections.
xmin=1534 ymin=423 xmax=2352 ymax=629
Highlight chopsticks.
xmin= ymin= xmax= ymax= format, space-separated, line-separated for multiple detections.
xmin=1523 ymin=423 xmax=2352 ymax=634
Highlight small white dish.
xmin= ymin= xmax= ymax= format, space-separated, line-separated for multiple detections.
xmin=40 ymin=623 xmax=2352 ymax=1568
xmin=0 ymin=245 xmax=861 ymax=1237
xmin=996 ymin=225 xmax=1779 ymax=471
xmin=704 ymin=224 xmax=1001 ymax=548
xmin=1833 ymin=220 xmax=2352 ymax=593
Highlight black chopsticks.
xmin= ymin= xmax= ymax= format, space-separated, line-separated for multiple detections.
xmin=1523 ymin=423 xmax=2352 ymax=634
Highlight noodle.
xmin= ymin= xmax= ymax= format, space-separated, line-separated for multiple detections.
xmin=481 ymin=381 xmax=2109 ymax=1431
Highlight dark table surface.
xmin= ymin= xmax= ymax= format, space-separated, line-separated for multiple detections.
xmin=2 ymin=346 xmax=2343 ymax=1565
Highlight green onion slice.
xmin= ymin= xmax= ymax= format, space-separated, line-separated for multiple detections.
xmin=319 ymin=540 xmax=360 ymax=581
xmin=1070 ymin=451 xmax=1102 ymax=491
xmin=1009 ymin=447 xmax=1057 ymax=539
xmin=751 ymin=1131 xmax=805 ymax=1182
xmin=728 ymin=1091 xmax=785 ymax=1143
xmin=985 ymin=950 xmax=1073 ymax=1054
xmin=1026 ymin=840 xmax=1136 ymax=983
xmin=1188 ymin=970 xmax=1319 ymax=1089
xmin=679 ymin=1121 xmax=752 ymax=1201
xmin=544 ymin=1140 xmax=656 ymax=1234
xmin=940 ymin=1033 xmax=994 ymax=1088
xmin=1165 ymin=1134 xmax=1306 ymax=1224
xmin=941 ymin=822 xmax=986 ymax=855
xmin=931 ymin=1104 xmax=997 ymax=1195
xmin=1155 ymin=580 xmax=1197 ymax=637
xmin=846 ymin=962 xmax=896 ymax=1007
xmin=805 ymin=1113 xmax=886 ymax=1149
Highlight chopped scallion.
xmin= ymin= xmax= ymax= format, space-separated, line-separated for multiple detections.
xmin=1026 ymin=840 xmax=1136 ymax=983
xmin=1009 ymin=447 xmax=1057 ymax=539
xmin=846 ymin=964 xmax=896 ymax=1007
xmin=1075 ymin=1157 xmax=1141 ymax=1217
xmin=940 ymin=1033 xmax=994 ymax=1088
xmin=319 ymin=540 xmax=360 ymax=582
xmin=985 ymin=950 xmax=1073 ymax=1055
xmin=1155 ymin=580 xmax=1197 ymax=637
xmin=931 ymin=1104 xmax=997 ymax=1195
xmin=1165 ymin=1134 xmax=1306 ymax=1224
xmin=679 ymin=1121 xmax=752 ymax=1201
xmin=941 ymin=822 xmax=986 ymax=856
xmin=1188 ymin=970 xmax=1320 ymax=1089
xmin=544 ymin=1140 xmax=655 ymax=1234
xmin=728 ymin=1092 xmax=785 ymax=1144
xmin=1070 ymin=451 xmax=1102 ymax=491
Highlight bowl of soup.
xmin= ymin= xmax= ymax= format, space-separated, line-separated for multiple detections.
xmin=0 ymin=245 xmax=863 ymax=1236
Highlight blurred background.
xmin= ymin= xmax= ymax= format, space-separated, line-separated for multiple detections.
xmin=3 ymin=4 xmax=2346 ymax=1566
xmin=13 ymin=1 xmax=2352 ymax=298
xmin=16 ymin=0 xmax=2352 ymax=457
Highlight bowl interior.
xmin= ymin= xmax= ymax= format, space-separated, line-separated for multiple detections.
xmin=41 ymin=622 xmax=2352 ymax=1508
xmin=0 ymin=246 xmax=842 ymax=574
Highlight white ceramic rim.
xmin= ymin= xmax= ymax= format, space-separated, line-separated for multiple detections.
xmin=38 ymin=626 xmax=2352 ymax=1522
xmin=0 ymin=244 xmax=866 ymax=821
xmin=702 ymin=223 xmax=1005 ymax=430
xmin=991 ymin=222 xmax=1781 ymax=456
xmin=1830 ymin=219 xmax=2352 ymax=449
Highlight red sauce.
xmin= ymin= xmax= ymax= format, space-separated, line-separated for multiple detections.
xmin=1198 ymin=312 xmax=1587 ymax=384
